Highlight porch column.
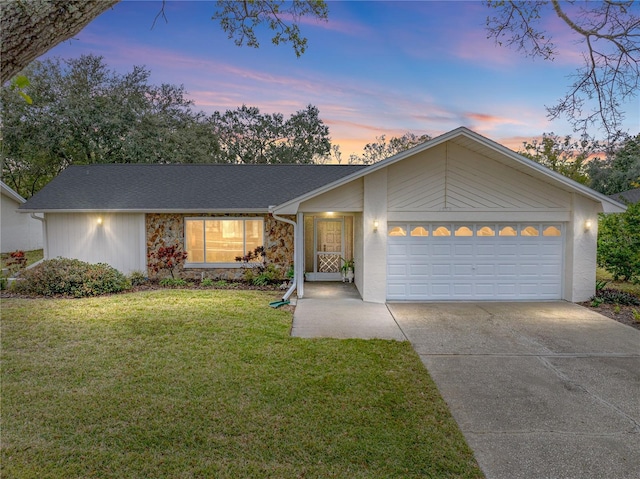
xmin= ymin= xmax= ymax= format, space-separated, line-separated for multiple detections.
xmin=296 ymin=211 xmax=305 ymax=298
xmin=362 ymin=169 xmax=387 ymax=303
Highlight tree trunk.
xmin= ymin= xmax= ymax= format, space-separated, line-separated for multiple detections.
xmin=1 ymin=0 xmax=119 ymax=84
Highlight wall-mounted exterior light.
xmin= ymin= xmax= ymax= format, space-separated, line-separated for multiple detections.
xmin=97 ymin=217 xmax=103 ymax=226
xmin=373 ymin=219 xmax=379 ymax=232
xmin=584 ymin=219 xmax=592 ymax=231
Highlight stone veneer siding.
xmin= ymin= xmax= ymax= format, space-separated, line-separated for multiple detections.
xmin=146 ymin=213 xmax=294 ymax=281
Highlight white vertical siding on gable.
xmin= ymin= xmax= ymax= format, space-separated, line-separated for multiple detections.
xmin=387 ymin=145 xmax=447 ymax=211
xmin=387 ymin=141 xmax=571 ymax=212
xmin=299 ymin=178 xmax=364 ymax=212
xmin=45 ymin=213 xmax=146 ymax=275
xmin=1 ymin=195 xmax=43 ymax=252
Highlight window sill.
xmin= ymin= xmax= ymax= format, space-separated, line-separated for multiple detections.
xmin=184 ymin=263 xmax=262 ymax=269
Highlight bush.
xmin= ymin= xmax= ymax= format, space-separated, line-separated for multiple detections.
xmin=598 ymin=202 xmax=640 ymax=282
xmin=128 ymin=270 xmax=148 ymax=286
xmin=147 ymin=244 xmax=188 ymax=279
xmin=201 ymin=278 xmax=214 ymax=287
xmin=159 ymin=278 xmax=189 ymax=287
xmin=252 ymin=264 xmax=281 ymax=286
xmin=12 ymin=258 xmax=131 ymax=297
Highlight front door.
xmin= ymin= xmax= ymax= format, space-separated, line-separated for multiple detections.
xmin=314 ymin=219 xmax=343 ymax=280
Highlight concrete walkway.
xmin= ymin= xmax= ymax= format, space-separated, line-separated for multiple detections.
xmin=389 ymin=302 xmax=640 ymax=479
xmin=291 ymin=283 xmax=406 ymax=340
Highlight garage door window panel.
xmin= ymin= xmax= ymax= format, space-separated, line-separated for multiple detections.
xmin=411 ymin=226 xmax=429 ymax=236
xmin=499 ymin=226 xmax=518 ymax=236
xmin=455 ymin=226 xmax=473 ymax=237
xmin=433 ymin=226 xmax=451 ymax=236
xmin=477 ymin=226 xmax=495 ymax=237
xmin=521 ymin=225 xmax=540 ymax=236
xmin=389 ymin=226 xmax=407 ymax=236
xmin=543 ymin=225 xmax=562 ymax=236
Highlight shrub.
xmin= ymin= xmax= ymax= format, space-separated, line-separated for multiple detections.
xmin=597 ymin=202 xmax=640 ymax=282
xmin=12 ymin=258 xmax=131 ymax=297
xmin=128 ymin=270 xmax=148 ymax=286
xmin=201 ymin=278 xmax=214 ymax=287
xmin=252 ymin=264 xmax=281 ymax=286
xmin=5 ymin=250 xmax=27 ymax=275
xmin=590 ymin=288 xmax=640 ymax=306
xmin=147 ymin=244 xmax=188 ymax=279
xmin=159 ymin=278 xmax=189 ymax=287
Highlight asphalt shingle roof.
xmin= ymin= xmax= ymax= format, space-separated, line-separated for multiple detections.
xmin=20 ymin=164 xmax=367 ymax=211
xmin=609 ymin=188 xmax=640 ymax=205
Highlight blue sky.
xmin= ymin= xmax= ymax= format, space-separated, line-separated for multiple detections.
xmin=40 ymin=0 xmax=639 ymax=158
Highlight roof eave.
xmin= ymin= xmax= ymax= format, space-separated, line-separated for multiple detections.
xmin=1 ymin=182 xmax=26 ymax=204
xmin=17 ymin=208 xmax=272 ymax=214
xmin=272 ymin=126 xmax=627 ymax=214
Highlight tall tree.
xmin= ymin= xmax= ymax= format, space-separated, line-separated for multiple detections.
xmin=0 ymin=55 xmax=218 ymax=197
xmin=587 ymin=134 xmax=640 ymax=194
xmin=348 ymin=132 xmax=432 ymax=165
xmin=486 ymin=0 xmax=640 ymax=141
xmin=209 ymin=104 xmax=330 ymax=164
xmin=0 ymin=0 xmax=328 ymax=84
xmin=518 ymin=133 xmax=598 ymax=185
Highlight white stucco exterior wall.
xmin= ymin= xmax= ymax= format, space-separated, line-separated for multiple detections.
xmin=362 ymin=169 xmax=387 ymax=303
xmin=353 ymin=212 xmax=364 ymax=297
xmin=564 ymin=194 xmax=600 ymax=302
xmin=45 ymin=213 xmax=146 ymax=275
xmin=1 ymin=194 xmax=43 ymax=253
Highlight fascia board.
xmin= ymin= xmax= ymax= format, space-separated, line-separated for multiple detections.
xmin=468 ymin=130 xmax=628 ymax=214
xmin=16 ymin=208 xmax=271 ymax=214
xmin=1 ymin=181 xmax=26 ymax=203
xmin=274 ymin=126 xmax=626 ymax=214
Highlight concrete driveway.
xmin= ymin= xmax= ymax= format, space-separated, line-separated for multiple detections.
xmin=388 ymin=302 xmax=640 ymax=479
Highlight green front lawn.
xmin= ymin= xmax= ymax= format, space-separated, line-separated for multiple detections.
xmin=1 ymin=290 xmax=482 ymax=478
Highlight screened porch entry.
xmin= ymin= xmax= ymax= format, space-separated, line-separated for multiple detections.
xmin=304 ymin=214 xmax=354 ymax=281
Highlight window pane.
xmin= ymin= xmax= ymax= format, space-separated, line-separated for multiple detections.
xmin=186 ymin=220 xmax=204 ymax=263
xmin=543 ymin=225 xmax=562 ymax=237
xmin=499 ymin=226 xmax=517 ymax=237
xmin=477 ymin=226 xmax=495 ymax=237
xmin=433 ymin=226 xmax=451 ymax=236
xmin=455 ymin=226 xmax=473 ymax=237
xmin=206 ymin=220 xmax=244 ymax=262
xmin=411 ymin=226 xmax=429 ymax=237
xmin=245 ymin=219 xmax=264 ymax=260
xmin=521 ymin=225 xmax=539 ymax=237
xmin=388 ymin=226 xmax=406 ymax=237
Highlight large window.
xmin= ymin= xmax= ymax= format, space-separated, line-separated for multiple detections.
xmin=185 ymin=218 xmax=264 ymax=264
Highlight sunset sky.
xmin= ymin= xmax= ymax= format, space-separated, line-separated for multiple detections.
xmin=40 ymin=0 xmax=639 ymax=158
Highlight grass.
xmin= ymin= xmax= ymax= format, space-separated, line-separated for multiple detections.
xmin=1 ymin=290 xmax=482 ymax=479
xmin=596 ymin=267 xmax=640 ymax=296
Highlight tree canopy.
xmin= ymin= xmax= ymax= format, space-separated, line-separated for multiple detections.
xmin=0 ymin=55 xmax=331 ymax=197
xmin=587 ymin=134 xmax=640 ymax=194
xmin=518 ymin=131 xmax=640 ymax=195
xmin=347 ymin=133 xmax=432 ymax=165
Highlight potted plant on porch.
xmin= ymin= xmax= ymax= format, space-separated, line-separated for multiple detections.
xmin=340 ymin=258 xmax=354 ymax=283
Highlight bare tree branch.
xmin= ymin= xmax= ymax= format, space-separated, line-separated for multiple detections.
xmin=486 ymin=0 xmax=640 ymax=142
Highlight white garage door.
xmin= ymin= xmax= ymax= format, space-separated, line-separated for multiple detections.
xmin=387 ymin=223 xmax=563 ymax=300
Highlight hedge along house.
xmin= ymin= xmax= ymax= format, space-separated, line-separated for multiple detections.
xmin=20 ymin=127 xmax=625 ymax=303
